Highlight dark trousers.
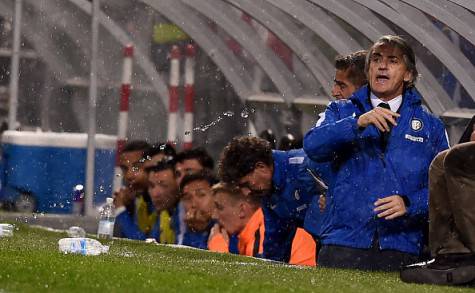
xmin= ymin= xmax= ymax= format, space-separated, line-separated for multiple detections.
xmin=429 ymin=142 xmax=475 ymax=256
xmin=318 ymin=239 xmax=419 ymax=271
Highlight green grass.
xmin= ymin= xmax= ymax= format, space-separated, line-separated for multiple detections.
xmin=0 ymin=223 xmax=473 ymax=293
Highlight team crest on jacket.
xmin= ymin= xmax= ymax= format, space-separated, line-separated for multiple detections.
xmin=411 ymin=119 xmax=423 ymax=131
xmin=294 ymin=190 xmax=300 ymax=200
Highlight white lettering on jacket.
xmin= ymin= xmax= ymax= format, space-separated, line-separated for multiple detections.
xmin=289 ymin=157 xmax=304 ymax=164
xmin=405 ymin=134 xmax=424 ymax=143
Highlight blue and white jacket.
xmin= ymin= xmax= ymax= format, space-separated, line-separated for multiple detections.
xmin=303 ymin=86 xmax=449 ymax=255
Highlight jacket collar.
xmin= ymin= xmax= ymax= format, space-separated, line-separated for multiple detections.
xmin=350 ymin=85 xmax=422 ymax=113
xmin=238 ymin=208 xmax=264 ymax=249
xmin=271 ymin=150 xmax=287 ymax=191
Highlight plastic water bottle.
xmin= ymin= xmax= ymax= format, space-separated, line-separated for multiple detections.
xmin=58 ymin=238 xmax=109 ymax=255
xmin=0 ymin=224 xmax=14 ymax=237
xmin=97 ymin=197 xmax=115 ymax=239
xmin=71 ymin=184 xmax=85 ymax=216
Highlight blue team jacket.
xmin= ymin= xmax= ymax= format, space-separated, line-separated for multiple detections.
xmin=303 ymin=86 xmax=449 ymax=255
xmin=262 ymin=149 xmax=331 ymax=262
xmin=115 ymin=201 xmax=180 ymax=243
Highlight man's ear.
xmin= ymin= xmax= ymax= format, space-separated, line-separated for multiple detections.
xmin=403 ymin=70 xmax=413 ymax=83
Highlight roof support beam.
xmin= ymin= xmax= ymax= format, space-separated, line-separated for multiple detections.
xmin=224 ymin=0 xmax=334 ymax=97
xmin=180 ymin=0 xmax=304 ymax=103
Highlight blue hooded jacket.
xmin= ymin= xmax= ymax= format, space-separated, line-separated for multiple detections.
xmin=303 ymin=86 xmax=449 ymax=255
xmin=262 ymin=149 xmax=331 ymax=262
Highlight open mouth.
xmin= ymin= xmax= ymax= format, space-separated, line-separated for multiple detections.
xmin=376 ymin=74 xmax=389 ymax=83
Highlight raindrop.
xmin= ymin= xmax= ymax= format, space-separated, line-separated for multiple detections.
xmin=223 ymin=111 xmax=234 ymax=117
xmin=240 ymin=108 xmax=249 ymax=118
xmin=184 ymin=131 xmax=191 ymax=136
xmin=99 ymin=186 xmax=105 ymax=192
xmin=159 ymin=144 xmax=166 ymax=150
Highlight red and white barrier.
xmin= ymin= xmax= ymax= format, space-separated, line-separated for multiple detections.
xmin=113 ymin=44 xmax=133 ymax=191
xmin=167 ymin=45 xmax=181 ymax=145
xmin=183 ymin=44 xmax=196 ymax=150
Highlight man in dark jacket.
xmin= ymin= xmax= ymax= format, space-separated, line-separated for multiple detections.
xmin=303 ymin=35 xmax=449 ymax=271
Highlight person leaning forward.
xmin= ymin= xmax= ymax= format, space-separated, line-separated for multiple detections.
xmin=303 ymin=35 xmax=449 ymax=271
xmin=218 ymin=136 xmax=331 ymax=263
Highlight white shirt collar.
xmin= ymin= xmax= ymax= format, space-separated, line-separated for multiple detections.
xmin=370 ymin=92 xmax=403 ymax=112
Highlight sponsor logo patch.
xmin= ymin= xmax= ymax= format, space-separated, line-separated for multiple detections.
xmin=289 ymin=157 xmax=304 ymax=164
xmin=294 ymin=190 xmax=300 ymax=200
xmin=411 ymin=119 xmax=423 ymax=131
xmin=405 ymin=134 xmax=424 ymax=143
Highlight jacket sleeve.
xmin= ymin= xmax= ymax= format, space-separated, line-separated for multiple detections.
xmin=405 ymin=187 xmax=428 ymax=218
xmin=115 ymin=211 xmax=147 ymax=240
xmin=405 ymin=119 xmax=449 ymax=218
xmin=303 ymin=103 xmax=360 ymax=162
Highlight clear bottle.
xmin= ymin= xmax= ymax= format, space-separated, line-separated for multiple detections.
xmin=58 ymin=238 xmax=109 ymax=255
xmin=97 ymin=197 xmax=115 ymax=240
xmin=0 ymin=224 xmax=14 ymax=237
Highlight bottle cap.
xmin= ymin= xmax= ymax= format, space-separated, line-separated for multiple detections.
xmin=106 ymin=197 xmax=113 ymax=204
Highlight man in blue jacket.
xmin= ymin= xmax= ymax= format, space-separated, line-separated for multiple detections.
xmin=180 ymin=171 xmax=217 ymax=249
xmin=218 ymin=136 xmax=330 ymax=263
xmin=115 ymin=159 xmax=180 ymax=242
xmin=303 ymin=35 xmax=449 ymax=271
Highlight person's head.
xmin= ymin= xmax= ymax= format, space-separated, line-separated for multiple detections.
xmin=175 ymin=147 xmax=214 ymax=185
xmin=146 ymin=160 xmax=179 ymax=212
xmin=180 ymin=171 xmax=217 ymax=232
xmin=259 ymin=129 xmax=276 ymax=149
xmin=143 ymin=143 xmax=176 ymax=169
xmin=366 ymin=35 xmax=418 ymax=101
xmin=119 ymin=140 xmax=150 ymax=191
xmin=218 ymin=136 xmax=273 ymax=197
xmin=332 ymin=50 xmax=368 ymax=100
xmin=278 ymin=133 xmax=303 ymax=151
xmin=212 ymin=182 xmax=261 ymax=235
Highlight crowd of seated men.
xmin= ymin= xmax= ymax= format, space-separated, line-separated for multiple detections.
xmin=112 ymin=35 xmax=475 ymax=286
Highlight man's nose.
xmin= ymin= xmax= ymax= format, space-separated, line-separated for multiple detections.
xmin=211 ymin=207 xmax=219 ymax=221
xmin=331 ymin=84 xmax=339 ymax=98
xmin=240 ymin=187 xmax=252 ymax=196
xmin=378 ymin=59 xmax=388 ymax=69
xmin=124 ymin=170 xmax=134 ymax=182
xmin=185 ymin=208 xmax=195 ymax=220
xmin=190 ymin=198 xmax=198 ymax=209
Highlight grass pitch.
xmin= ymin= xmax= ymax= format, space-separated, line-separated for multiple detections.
xmin=0 ymin=223 xmax=473 ymax=292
